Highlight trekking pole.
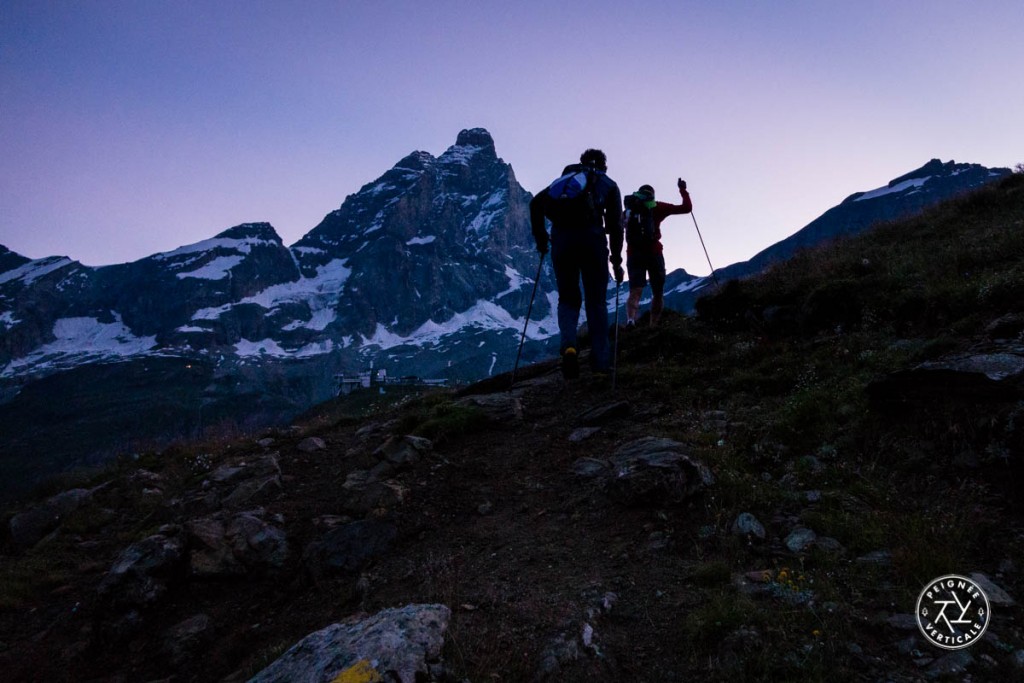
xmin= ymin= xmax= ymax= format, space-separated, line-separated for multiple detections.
xmin=690 ymin=210 xmax=720 ymax=287
xmin=612 ymin=278 xmax=621 ymax=390
xmin=511 ymin=252 xmax=545 ymax=388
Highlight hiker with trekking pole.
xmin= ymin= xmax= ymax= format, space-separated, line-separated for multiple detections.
xmin=622 ymin=178 xmax=694 ymax=327
xmin=528 ymin=149 xmax=623 ymax=380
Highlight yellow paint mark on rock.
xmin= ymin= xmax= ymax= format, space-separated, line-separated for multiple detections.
xmin=330 ymin=659 xmax=383 ymax=683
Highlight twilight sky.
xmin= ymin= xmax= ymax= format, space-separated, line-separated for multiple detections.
xmin=2 ymin=1 xmax=1022 ymax=276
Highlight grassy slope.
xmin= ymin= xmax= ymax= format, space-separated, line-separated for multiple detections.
xmin=1 ymin=174 xmax=1022 ymax=682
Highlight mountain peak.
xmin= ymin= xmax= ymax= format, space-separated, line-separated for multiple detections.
xmin=214 ymin=222 xmax=283 ymax=244
xmin=441 ymin=128 xmax=497 ymax=164
xmin=455 ymin=127 xmax=494 ymax=147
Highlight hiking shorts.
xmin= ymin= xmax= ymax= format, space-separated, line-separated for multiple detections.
xmin=627 ymin=248 xmax=667 ymax=295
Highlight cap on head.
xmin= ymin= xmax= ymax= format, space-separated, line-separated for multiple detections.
xmin=580 ymin=149 xmax=607 ymax=171
xmin=638 ymin=184 xmax=655 ymax=198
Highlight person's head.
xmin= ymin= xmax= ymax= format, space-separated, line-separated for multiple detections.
xmin=580 ymin=149 xmax=607 ymax=172
xmin=638 ymin=184 xmax=655 ymax=198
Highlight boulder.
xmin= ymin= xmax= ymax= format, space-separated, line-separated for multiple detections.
xmin=187 ymin=512 xmax=289 ymax=577
xmin=223 ymin=475 xmax=282 ymax=510
xmin=605 ymin=437 xmax=715 ymax=506
xmin=9 ymin=487 xmax=94 ymax=547
xmin=784 ymin=527 xmax=817 ymax=553
xmin=374 ymin=435 xmax=433 ymax=468
xmin=731 ymin=513 xmax=766 ymax=540
xmin=248 ymin=604 xmax=450 ymax=683
xmin=868 ymin=350 xmax=1024 ymax=404
xmin=163 ymin=613 xmax=213 ymax=666
xmin=97 ymin=526 xmax=186 ymax=607
xmin=455 ymin=393 xmax=522 ymax=420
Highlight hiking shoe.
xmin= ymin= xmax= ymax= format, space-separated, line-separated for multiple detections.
xmin=561 ymin=347 xmax=579 ymax=379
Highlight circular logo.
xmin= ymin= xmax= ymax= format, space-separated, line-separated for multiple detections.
xmin=916 ymin=574 xmax=991 ymax=650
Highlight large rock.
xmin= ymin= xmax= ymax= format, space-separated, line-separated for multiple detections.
xmin=187 ymin=512 xmax=289 ymax=577
xmin=868 ymin=349 xmax=1024 ymax=404
xmin=248 ymin=604 xmax=451 ymax=683
xmin=573 ymin=437 xmax=714 ymax=506
xmin=97 ymin=526 xmax=186 ymax=607
xmin=8 ymin=487 xmax=95 ymax=547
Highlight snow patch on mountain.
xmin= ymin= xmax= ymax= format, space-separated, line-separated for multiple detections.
xmin=1 ymin=312 xmax=157 ymax=377
xmin=176 ymin=255 xmax=245 ymax=280
xmin=0 ymin=256 xmax=74 ymax=286
xmin=234 ymin=338 xmax=335 ymax=359
xmin=407 ymin=236 xmax=437 ymax=246
xmin=153 ymin=236 xmax=277 ymax=261
xmin=497 ymin=266 xmax=528 ymax=299
xmin=192 ymin=259 xmax=350 ymax=323
xmin=361 ymin=297 xmax=556 ymax=351
xmin=854 ymin=176 xmax=931 ymax=202
xmin=440 ymin=143 xmax=486 ymax=167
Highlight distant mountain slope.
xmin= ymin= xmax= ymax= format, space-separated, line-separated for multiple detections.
xmin=661 ymin=159 xmax=1012 ymax=312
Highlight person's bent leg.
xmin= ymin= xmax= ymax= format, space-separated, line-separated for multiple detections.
xmin=552 ymin=239 xmax=583 ymax=353
xmin=625 ymin=252 xmax=647 ymax=325
xmin=627 ymin=288 xmax=643 ymax=323
xmin=581 ymin=237 xmax=611 ymax=371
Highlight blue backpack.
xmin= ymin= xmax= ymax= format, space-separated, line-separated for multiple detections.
xmin=545 ymin=170 xmax=598 ymax=225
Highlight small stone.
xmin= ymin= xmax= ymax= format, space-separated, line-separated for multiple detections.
xmin=1013 ymin=649 xmax=1024 ymax=669
xmin=569 ymin=427 xmax=600 ymax=443
xmin=257 ymin=438 xmax=275 ymax=448
xmin=477 ymin=501 xmax=493 ymax=516
xmin=731 ymin=513 xmax=766 ymax=540
xmin=805 ymin=490 xmax=822 ymax=503
xmin=784 ymin=527 xmax=816 ymax=553
xmin=571 ymin=457 xmax=608 ymax=478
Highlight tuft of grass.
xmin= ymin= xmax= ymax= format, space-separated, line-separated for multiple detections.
xmin=412 ymin=401 xmax=490 ymax=443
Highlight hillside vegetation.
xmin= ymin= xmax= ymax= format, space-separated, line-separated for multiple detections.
xmin=1 ymin=173 xmax=1023 ymax=682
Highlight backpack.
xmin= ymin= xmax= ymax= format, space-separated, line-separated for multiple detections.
xmin=624 ymin=191 xmax=656 ymax=245
xmin=544 ymin=169 xmax=598 ymax=226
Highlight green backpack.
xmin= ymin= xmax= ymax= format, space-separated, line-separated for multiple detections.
xmin=624 ymin=190 xmax=656 ymax=245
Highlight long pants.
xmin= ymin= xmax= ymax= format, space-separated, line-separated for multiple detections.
xmin=550 ymin=229 xmax=610 ymax=371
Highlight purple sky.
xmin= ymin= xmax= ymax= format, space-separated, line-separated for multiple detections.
xmin=2 ymin=1 xmax=1022 ymax=276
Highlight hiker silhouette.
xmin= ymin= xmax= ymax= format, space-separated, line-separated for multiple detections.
xmin=623 ymin=179 xmax=692 ymax=327
xmin=530 ymin=149 xmax=623 ymax=378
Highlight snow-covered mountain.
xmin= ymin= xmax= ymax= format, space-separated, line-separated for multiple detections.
xmin=0 ymin=129 xmax=557 ymax=387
